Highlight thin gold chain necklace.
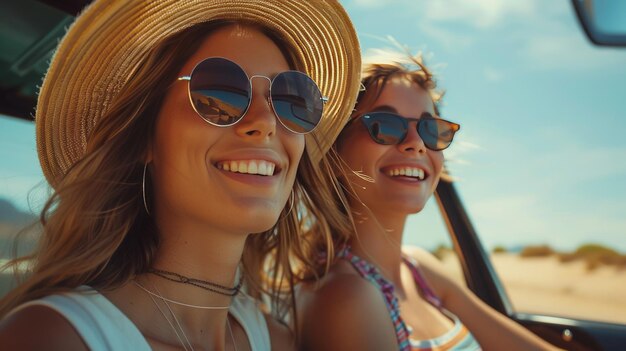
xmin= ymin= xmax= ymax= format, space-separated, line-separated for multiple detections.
xmin=136 ymin=280 xmax=238 ymax=351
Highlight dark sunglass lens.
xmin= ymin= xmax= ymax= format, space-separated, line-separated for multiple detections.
xmin=362 ymin=113 xmax=406 ymax=145
xmin=418 ymin=117 xmax=457 ymax=150
xmin=189 ymin=58 xmax=250 ymax=126
xmin=271 ymin=71 xmax=323 ymax=134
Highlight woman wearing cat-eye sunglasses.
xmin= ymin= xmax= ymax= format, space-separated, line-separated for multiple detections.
xmin=297 ymin=53 xmax=562 ymax=351
xmin=348 ymin=111 xmax=459 ymax=150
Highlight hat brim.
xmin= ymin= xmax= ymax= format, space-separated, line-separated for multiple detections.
xmin=36 ymin=0 xmax=361 ymax=187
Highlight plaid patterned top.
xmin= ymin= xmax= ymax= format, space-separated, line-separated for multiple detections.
xmin=339 ymin=248 xmax=481 ymax=351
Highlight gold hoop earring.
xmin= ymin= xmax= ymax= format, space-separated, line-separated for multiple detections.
xmin=273 ymin=191 xmax=296 ymax=237
xmin=278 ymin=190 xmax=296 ymax=222
xmin=142 ymin=162 xmax=150 ymax=215
xmin=284 ymin=190 xmax=295 ymax=217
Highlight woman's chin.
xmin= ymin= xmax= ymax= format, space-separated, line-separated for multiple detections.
xmin=379 ymin=200 xmax=428 ymax=216
xmin=240 ymin=212 xmax=282 ymax=234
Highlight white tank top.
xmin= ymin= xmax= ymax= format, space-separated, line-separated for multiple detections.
xmin=8 ymin=286 xmax=271 ymax=350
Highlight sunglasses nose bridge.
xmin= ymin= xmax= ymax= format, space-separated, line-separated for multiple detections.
xmin=237 ymin=75 xmax=278 ymax=137
xmin=249 ymin=74 xmax=272 ymax=96
xmin=248 ymin=74 xmax=273 ymax=111
xmin=398 ymin=119 xmax=427 ymax=154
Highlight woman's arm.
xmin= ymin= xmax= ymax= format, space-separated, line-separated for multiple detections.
xmin=298 ymin=273 xmax=399 ymax=351
xmin=408 ymin=247 xmax=562 ymax=351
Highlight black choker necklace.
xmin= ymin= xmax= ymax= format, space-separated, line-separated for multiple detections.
xmin=148 ymin=268 xmax=243 ymax=297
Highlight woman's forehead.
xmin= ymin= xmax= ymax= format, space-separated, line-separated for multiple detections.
xmin=181 ymin=24 xmax=290 ymax=78
xmin=370 ymin=78 xmax=436 ymax=116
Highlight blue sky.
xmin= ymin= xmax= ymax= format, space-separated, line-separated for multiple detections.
xmin=1 ymin=0 xmax=626 ymax=252
xmin=340 ymin=0 xmax=626 ymax=252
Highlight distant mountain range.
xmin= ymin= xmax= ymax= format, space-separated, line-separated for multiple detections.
xmin=0 ymin=198 xmax=38 ymax=257
xmin=0 ymin=198 xmax=36 ymax=227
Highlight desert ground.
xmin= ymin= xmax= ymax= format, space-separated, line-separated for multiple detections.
xmin=438 ymin=251 xmax=626 ymax=325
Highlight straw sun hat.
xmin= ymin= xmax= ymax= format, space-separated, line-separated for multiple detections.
xmin=36 ymin=0 xmax=361 ymax=187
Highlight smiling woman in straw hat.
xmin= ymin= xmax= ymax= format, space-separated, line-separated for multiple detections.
xmin=0 ymin=0 xmax=360 ymax=350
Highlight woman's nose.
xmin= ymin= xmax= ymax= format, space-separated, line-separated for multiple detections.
xmin=397 ymin=121 xmax=426 ymax=154
xmin=234 ymin=75 xmax=277 ymax=139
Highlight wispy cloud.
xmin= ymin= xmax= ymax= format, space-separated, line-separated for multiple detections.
xmin=350 ymin=0 xmax=626 ymax=71
xmin=453 ymin=128 xmax=626 ymax=251
xmin=420 ymin=0 xmax=536 ymax=29
xmin=523 ymin=34 xmax=626 ymax=70
xmin=349 ymin=0 xmax=537 ymax=28
xmin=470 ymin=192 xmax=626 ymax=252
xmin=483 ymin=66 xmax=504 ymax=82
xmin=350 ymin=0 xmax=385 ymax=9
xmin=415 ymin=24 xmax=474 ymax=52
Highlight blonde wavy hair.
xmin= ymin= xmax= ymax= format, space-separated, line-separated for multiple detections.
xmin=298 ymin=51 xmax=446 ymax=280
xmin=354 ymin=50 xmax=443 ymax=117
xmin=0 ymin=21 xmax=349 ymax=327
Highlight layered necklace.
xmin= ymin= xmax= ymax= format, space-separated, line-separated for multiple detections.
xmin=135 ymin=269 xmax=242 ymax=351
xmin=148 ymin=268 xmax=244 ymax=297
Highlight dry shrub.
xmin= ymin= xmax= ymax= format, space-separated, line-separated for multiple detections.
xmin=558 ymin=252 xmax=578 ymax=263
xmin=556 ymin=244 xmax=626 ymax=271
xmin=492 ymin=246 xmax=507 ymax=254
xmin=520 ymin=245 xmax=555 ymax=258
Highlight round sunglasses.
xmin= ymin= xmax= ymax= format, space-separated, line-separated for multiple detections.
xmin=177 ymin=57 xmax=328 ymax=134
xmin=353 ymin=111 xmax=460 ymax=151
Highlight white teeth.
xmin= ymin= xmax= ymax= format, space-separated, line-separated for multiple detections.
xmin=217 ymin=160 xmax=277 ymax=176
xmin=248 ymin=161 xmax=258 ymax=174
xmin=386 ymin=167 xmax=425 ymax=180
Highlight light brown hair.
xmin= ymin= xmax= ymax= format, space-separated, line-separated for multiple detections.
xmin=353 ymin=53 xmax=443 ymax=118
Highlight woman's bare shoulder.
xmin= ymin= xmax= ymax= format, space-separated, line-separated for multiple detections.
xmin=298 ymin=259 xmax=371 ymax=302
xmin=297 ymin=261 xmax=398 ymax=350
xmin=0 ymin=304 xmax=88 ymax=350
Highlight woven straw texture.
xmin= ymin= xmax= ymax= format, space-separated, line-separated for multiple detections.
xmin=36 ymin=0 xmax=361 ymax=187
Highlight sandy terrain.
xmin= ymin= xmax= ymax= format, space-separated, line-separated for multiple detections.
xmin=439 ymin=252 xmax=626 ymax=325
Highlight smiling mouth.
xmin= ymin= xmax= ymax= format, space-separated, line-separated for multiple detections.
xmin=215 ymin=160 xmax=278 ymax=176
xmin=384 ymin=166 xmax=427 ymax=181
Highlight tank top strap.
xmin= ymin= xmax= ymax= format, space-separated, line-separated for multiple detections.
xmin=228 ymin=293 xmax=271 ymax=351
xmin=338 ymin=247 xmax=412 ymax=351
xmin=402 ymin=255 xmax=443 ymax=309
